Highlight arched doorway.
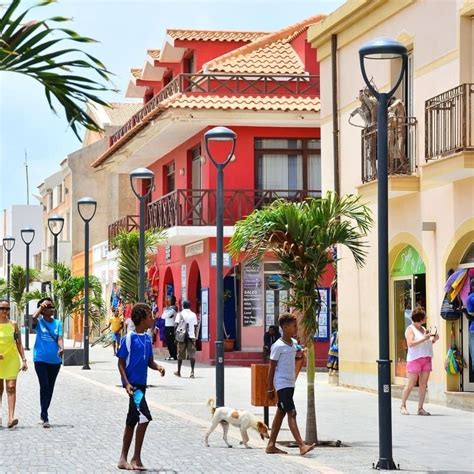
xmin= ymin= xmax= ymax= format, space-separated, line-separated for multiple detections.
xmin=162 ymin=267 xmax=175 ymax=304
xmin=391 ymin=245 xmax=426 ymax=377
xmin=188 ymin=261 xmax=202 ymax=350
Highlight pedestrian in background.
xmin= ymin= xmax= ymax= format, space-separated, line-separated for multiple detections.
xmin=102 ymin=308 xmax=124 ymax=355
xmin=110 ymin=282 xmax=122 ymax=311
xmin=400 ymin=307 xmax=439 ymax=415
xmin=263 ymin=325 xmax=280 ymax=360
xmin=31 ymin=297 xmax=64 ymax=428
xmin=162 ymin=296 xmax=178 ymax=360
xmin=0 ymin=299 xmax=27 ymax=428
xmin=174 ymin=300 xmax=197 ymax=378
xmin=117 ymin=303 xmax=165 ymax=471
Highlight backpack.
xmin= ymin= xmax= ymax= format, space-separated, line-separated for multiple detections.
xmin=440 ymin=294 xmax=462 ymax=321
xmin=175 ymin=314 xmax=188 ymax=343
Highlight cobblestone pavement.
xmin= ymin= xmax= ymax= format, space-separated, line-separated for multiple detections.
xmin=0 ymin=339 xmax=473 ymax=473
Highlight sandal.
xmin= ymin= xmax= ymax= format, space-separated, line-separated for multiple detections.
xmin=417 ymin=408 xmax=431 ymax=416
xmin=400 ymin=406 xmax=409 ymax=415
xmin=7 ymin=419 xmax=18 ymax=428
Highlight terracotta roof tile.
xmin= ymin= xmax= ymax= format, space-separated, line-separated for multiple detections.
xmin=167 ymin=29 xmax=268 ymax=42
xmin=106 ymin=103 xmax=143 ymax=126
xmin=168 ymin=94 xmax=320 ymax=112
xmin=205 ymin=14 xmax=324 ymax=74
xmin=147 ymin=49 xmax=160 ymax=59
xmin=131 ymin=68 xmax=142 ymax=80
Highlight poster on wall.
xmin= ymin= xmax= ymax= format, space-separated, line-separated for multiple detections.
xmin=314 ymin=288 xmax=330 ymax=341
xmin=242 ymin=261 xmax=263 ymax=327
xmin=201 ymin=288 xmax=209 ymax=341
xmin=265 ymin=290 xmax=275 ymax=327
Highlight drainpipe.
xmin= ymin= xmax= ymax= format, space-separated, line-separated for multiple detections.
xmin=331 ymin=34 xmax=340 ymax=195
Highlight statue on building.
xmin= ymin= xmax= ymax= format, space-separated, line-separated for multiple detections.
xmin=387 ymin=97 xmax=409 ymax=174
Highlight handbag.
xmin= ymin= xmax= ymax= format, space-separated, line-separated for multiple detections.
xmin=445 ymin=323 xmax=466 ymax=375
xmin=440 ymin=294 xmax=462 ymax=321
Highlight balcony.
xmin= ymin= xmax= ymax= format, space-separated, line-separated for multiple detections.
xmin=108 ymin=215 xmax=139 ymax=249
xmin=147 ymin=189 xmax=320 ymax=243
xmin=361 ymin=116 xmax=418 ymax=183
xmin=425 ymin=83 xmax=474 ymax=160
xmin=109 ymin=73 xmax=320 ymax=147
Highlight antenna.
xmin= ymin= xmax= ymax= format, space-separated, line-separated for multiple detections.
xmin=24 ymin=149 xmax=30 ymax=205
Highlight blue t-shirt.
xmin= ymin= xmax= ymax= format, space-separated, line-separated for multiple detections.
xmin=33 ymin=318 xmax=63 ymax=364
xmin=116 ymin=332 xmax=153 ymax=386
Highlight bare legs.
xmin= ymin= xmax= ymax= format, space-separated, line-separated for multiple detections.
xmin=118 ymin=422 xmax=149 ymax=470
xmin=5 ymin=380 xmax=17 ymax=427
xmin=266 ymin=408 xmax=315 ymax=455
xmin=418 ymin=371 xmax=430 ymax=411
xmin=400 ymin=371 xmax=418 ymax=413
xmin=401 ymin=371 xmax=431 ymax=414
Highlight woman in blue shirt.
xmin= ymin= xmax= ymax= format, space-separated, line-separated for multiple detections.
xmin=32 ymin=297 xmax=64 ymax=428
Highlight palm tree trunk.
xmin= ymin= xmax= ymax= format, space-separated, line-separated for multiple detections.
xmin=305 ymin=339 xmax=318 ymax=444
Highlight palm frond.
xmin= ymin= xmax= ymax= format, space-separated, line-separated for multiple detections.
xmin=0 ymin=0 xmax=115 ymax=139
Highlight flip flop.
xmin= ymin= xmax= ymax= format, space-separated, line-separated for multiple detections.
xmin=7 ymin=419 xmax=18 ymax=429
xmin=417 ymin=408 xmax=431 ymax=416
xmin=173 ymin=371 xmax=181 ymax=377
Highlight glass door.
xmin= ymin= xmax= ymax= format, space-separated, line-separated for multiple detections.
xmin=393 ymin=277 xmax=413 ymax=377
xmin=462 ymin=317 xmax=474 ymax=391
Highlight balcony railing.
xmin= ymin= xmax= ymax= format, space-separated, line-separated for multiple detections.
xmin=425 ymin=83 xmax=474 ymax=160
xmin=108 ymin=215 xmax=139 ymax=249
xmin=361 ymin=117 xmax=418 ymax=183
xmin=109 ymin=73 xmax=320 ymax=147
xmin=147 ymin=189 xmax=321 ymax=230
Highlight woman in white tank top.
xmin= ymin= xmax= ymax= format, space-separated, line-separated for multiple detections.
xmin=400 ymin=307 xmax=439 ymax=416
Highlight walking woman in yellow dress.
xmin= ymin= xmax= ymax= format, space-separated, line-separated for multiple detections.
xmin=0 ymin=299 xmax=28 ymax=428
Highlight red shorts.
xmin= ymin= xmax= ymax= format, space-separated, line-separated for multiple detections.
xmin=406 ymin=356 xmax=432 ymax=374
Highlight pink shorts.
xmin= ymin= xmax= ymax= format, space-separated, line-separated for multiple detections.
xmin=406 ymin=356 xmax=432 ymax=374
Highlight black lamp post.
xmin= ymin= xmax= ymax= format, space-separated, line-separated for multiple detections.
xmin=359 ymin=37 xmax=407 ymax=471
xmin=48 ymin=214 xmax=65 ymax=319
xmin=2 ymin=236 xmax=15 ymax=303
xmin=129 ymin=168 xmax=155 ymax=303
xmin=20 ymin=228 xmax=35 ymax=350
xmin=204 ymin=126 xmax=237 ymax=408
xmin=77 ymin=197 xmax=97 ymax=370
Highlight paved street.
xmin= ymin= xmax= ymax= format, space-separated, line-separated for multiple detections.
xmin=0 ymin=339 xmax=473 ymax=473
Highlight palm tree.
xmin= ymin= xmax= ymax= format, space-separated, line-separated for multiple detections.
xmin=48 ymin=262 xmax=105 ymax=331
xmin=113 ymin=229 xmax=165 ymax=305
xmin=229 ymin=192 xmax=373 ymax=444
xmin=0 ymin=0 xmax=114 ymax=139
xmin=0 ymin=277 xmax=7 ymax=299
xmin=9 ymin=264 xmax=42 ymax=317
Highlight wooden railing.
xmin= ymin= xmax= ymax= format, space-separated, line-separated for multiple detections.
xmin=109 ymin=73 xmax=320 ymax=147
xmin=361 ymin=117 xmax=418 ymax=183
xmin=108 ymin=215 xmax=139 ymax=249
xmin=147 ymin=189 xmax=321 ymax=230
xmin=425 ymin=83 xmax=474 ymax=160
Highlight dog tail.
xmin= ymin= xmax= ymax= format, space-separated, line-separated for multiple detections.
xmin=207 ymin=397 xmax=216 ymax=415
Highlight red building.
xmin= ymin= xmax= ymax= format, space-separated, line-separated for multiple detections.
xmin=96 ymin=15 xmax=334 ymax=366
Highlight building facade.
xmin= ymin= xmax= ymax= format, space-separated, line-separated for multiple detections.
xmin=96 ymin=17 xmax=335 ymax=365
xmin=309 ymin=0 xmax=474 ymax=407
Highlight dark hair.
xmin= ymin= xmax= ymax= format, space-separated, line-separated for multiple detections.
xmin=182 ymin=300 xmax=191 ymax=310
xmin=411 ymin=307 xmax=426 ymax=323
xmin=278 ymin=313 xmax=297 ymax=328
xmin=167 ymin=295 xmax=176 ymax=305
xmin=131 ymin=303 xmax=152 ymax=326
xmin=37 ymin=297 xmax=53 ymax=308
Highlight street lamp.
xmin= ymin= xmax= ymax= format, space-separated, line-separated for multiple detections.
xmin=2 ymin=236 xmax=15 ymax=302
xmin=129 ymin=168 xmax=155 ymax=303
xmin=204 ymin=126 xmax=237 ymax=408
xmin=77 ymin=197 xmax=97 ymax=370
xmin=48 ymin=214 xmax=65 ymax=319
xmin=20 ymin=228 xmax=35 ymax=350
xmin=359 ymin=37 xmax=407 ymax=471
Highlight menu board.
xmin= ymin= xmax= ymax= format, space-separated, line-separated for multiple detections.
xmin=242 ymin=261 xmax=263 ymax=327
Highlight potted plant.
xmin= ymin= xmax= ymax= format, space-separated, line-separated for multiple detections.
xmin=223 ymin=289 xmax=235 ymax=351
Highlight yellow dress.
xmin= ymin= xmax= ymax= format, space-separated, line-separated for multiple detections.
xmin=0 ymin=322 xmax=20 ymax=380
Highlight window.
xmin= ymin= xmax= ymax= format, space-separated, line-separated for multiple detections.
xmin=57 ymin=184 xmax=63 ymax=204
xmin=166 ymin=162 xmax=175 ymax=193
xmin=255 ymin=138 xmax=321 ymax=195
xmin=48 ymin=192 xmax=53 ymax=211
xmin=184 ymin=53 xmax=195 ymax=74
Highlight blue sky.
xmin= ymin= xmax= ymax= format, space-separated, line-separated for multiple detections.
xmin=0 ymin=0 xmax=344 ymax=212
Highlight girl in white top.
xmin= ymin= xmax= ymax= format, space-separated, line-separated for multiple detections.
xmin=400 ymin=307 xmax=439 ymax=415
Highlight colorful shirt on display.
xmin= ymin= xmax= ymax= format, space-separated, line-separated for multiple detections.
xmin=116 ymin=332 xmax=153 ymax=386
xmin=33 ymin=318 xmax=63 ymax=365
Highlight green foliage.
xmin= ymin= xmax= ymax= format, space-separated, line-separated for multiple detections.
xmin=0 ymin=0 xmax=115 ymax=139
xmin=8 ymin=264 xmax=41 ymax=314
xmin=0 ymin=277 xmax=7 ymax=299
xmin=113 ymin=229 xmax=166 ymax=305
xmin=47 ymin=261 xmax=105 ymax=330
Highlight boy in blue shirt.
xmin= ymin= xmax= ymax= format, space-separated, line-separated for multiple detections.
xmin=117 ymin=303 xmax=165 ymax=470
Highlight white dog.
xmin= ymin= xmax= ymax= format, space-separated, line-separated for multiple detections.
xmin=204 ymin=398 xmax=270 ymax=448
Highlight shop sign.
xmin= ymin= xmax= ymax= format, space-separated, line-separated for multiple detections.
xmin=210 ymin=252 xmax=232 ymax=267
xmin=185 ymin=240 xmax=204 ymax=258
xmin=201 ymin=288 xmax=209 ymax=341
xmin=242 ymin=261 xmax=263 ymax=327
xmin=165 ymin=245 xmax=171 ymax=261
xmin=181 ymin=264 xmax=187 ymax=299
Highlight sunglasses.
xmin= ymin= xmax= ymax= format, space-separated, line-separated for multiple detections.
xmin=0 ymin=307 xmax=10 ymax=311
xmin=43 ymin=306 xmax=55 ymax=310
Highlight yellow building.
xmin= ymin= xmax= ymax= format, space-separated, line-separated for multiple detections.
xmin=309 ymin=0 xmax=474 ymax=408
